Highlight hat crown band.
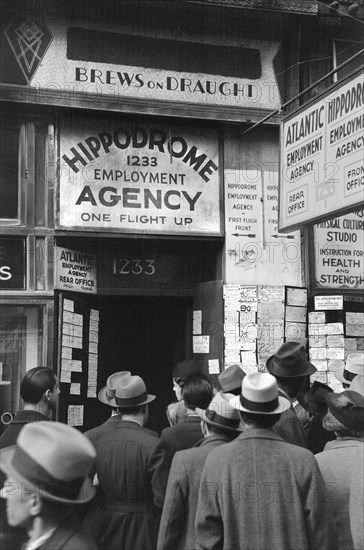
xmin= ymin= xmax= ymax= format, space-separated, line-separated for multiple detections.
xmin=115 ymin=390 xmax=148 ymax=407
xmin=205 ymin=409 xmax=240 ymax=429
xmin=240 ymin=394 xmax=279 ymax=413
xmin=12 ymin=446 xmax=84 ymax=500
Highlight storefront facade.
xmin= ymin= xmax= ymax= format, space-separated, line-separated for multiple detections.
xmin=1 ymin=0 xmax=362 ymax=432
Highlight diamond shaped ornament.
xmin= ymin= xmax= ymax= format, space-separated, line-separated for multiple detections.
xmin=5 ymin=15 xmax=53 ymax=84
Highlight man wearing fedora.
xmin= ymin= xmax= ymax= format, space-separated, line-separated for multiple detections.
xmin=0 ymin=421 xmax=98 ymax=550
xmin=316 ymin=376 xmax=364 ymax=550
xmin=157 ymin=392 xmax=240 ymax=550
xmin=334 ymin=352 xmax=364 ymax=389
xmin=266 ymin=341 xmax=317 ymax=448
xmin=218 ymin=364 xmax=245 ymax=395
xmin=195 ymin=372 xmax=337 ymax=550
xmin=83 ymin=372 xmax=170 ymax=550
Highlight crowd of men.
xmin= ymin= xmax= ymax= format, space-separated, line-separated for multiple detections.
xmin=0 ymin=342 xmax=363 ymax=550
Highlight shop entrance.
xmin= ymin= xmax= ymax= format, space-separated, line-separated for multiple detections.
xmin=57 ymin=292 xmax=192 ymax=435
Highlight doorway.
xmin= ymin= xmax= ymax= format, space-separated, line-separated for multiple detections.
xmin=97 ymin=295 xmax=192 ymax=434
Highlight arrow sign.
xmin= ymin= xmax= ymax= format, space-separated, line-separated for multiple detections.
xmin=232 ymin=233 xmax=256 ymax=238
xmin=271 ymin=234 xmax=295 ymax=239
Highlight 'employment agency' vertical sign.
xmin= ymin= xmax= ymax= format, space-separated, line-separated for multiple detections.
xmin=279 ymin=70 xmax=364 ymax=232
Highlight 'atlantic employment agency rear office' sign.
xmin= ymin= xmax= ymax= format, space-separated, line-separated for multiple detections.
xmin=279 ymin=70 xmax=364 ymax=232
xmin=59 ymin=118 xmax=221 ymax=235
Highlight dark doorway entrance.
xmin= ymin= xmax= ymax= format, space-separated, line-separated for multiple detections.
xmin=98 ymin=295 xmax=192 ymax=434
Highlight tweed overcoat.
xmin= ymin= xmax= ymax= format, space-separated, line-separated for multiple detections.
xmin=157 ymin=432 xmax=233 ymax=550
xmin=316 ymin=436 xmax=364 ymax=550
xmin=195 ymin=428 xmax=338 ymax=550
xmin=84 ymin=417 xmax=170 ymax=550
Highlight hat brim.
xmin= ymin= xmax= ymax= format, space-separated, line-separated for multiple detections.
xmin=0 ymin=446 xmax=96 ymax=505
xmin=266 ymin=355 xmax=317 ymax=377
xmin=334 ymin=369 xmax=347 ymax=384
xmin=195 ymin=407 xmax=241 ymax=432
xmin=116 ymin=394 xmax=156 ymax=408
xmin=229 ymin=394 xmax=291 ymax=415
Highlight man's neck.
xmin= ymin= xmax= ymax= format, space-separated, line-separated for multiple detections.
xmin=27 ymin=515 xmax=58 ymax=544
xmin=23 ymin=403 xmax=49 ymax=417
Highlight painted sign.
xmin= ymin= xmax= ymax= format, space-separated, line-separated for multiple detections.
xmin=0 ymin=11 xmax=281 ymax=112
xmin=279 ymin=70 xmax=364 ymax=232
xmin=313 ymin=209 xmax=364 ymax=290
xmin=55 ymin=247 xmax=97 ymax=294
xmin=224 ymin=169 xmax=302 ymax=285
xmin=59 ymin=118 xmax=221 ymax=235
xmin=0 ymin=237 xmax=25 ymax=290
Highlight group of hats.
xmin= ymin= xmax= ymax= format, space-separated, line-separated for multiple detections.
xmin=0 ymin=371 xmax=156 ymax=507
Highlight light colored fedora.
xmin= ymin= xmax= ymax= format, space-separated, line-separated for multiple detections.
xmin=267 ymin=341 xmax=317 ymax=378
xmin=218 ymin=364 xmax=245 ymax=392
xmin=335 ymin=353 xmax=364 ymax=384
xmin=196 ymin=391 xmax=241 ymax=432
xmin=0 ymin=422 xmax=96 ymax=504
xmin=348 ymin=374 xmax=364 ymax=397
xmin=98 ymin=371 xmax=131 ymax=406
xmin=113 ymin=375 xmax=155 ymax=408
xmin=230 ymin=372 xmax=290 ymax=415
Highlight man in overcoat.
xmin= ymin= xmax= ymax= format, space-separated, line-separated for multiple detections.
xmin=0 ymin=421 xmax=98 ymax=550
xmin=157 ymin=391 xmax=240 ymax=550
xmin=267 ymin=341 xmax=317 ymax=447
xmin=83 ymin=372 xmax=170 ymax=550
xmin=195 ymin=372 xmax=337 ymax=550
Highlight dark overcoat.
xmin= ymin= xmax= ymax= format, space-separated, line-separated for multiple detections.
xmin=161 ymin=415 xmax=203 ymax=461
xmin=157 ymin=433 xmax=233 ymax=550
xmin=84 ymin=417 xmax=170 ymax=550
xmin=29 ymin=517 xmax=98 ymax=550
xmin=195 ymin=428 xmax=338 ymax=550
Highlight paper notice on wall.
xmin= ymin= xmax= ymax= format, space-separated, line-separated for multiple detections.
xmin=208 ymin=359 xmax=220 ymax=374
xmin=224 ymin=350 xmax=241 ymax=363
xmin=345 ymin=338 xmax=357 ymax=351
xmin=89 ymin=331 xmax=99 ymax=343
xmin=327 ymin=335 xmax=345 ymax=348
xmin=258 ymin=285 xmax=284 ymax=304
xmin=193 ymin=310 xmax=202 ymax=335
xmin=70 ymin=383 xmax=81 ymax=395
xmin=90 ymin=309 xmax=99 ymax=321
xmin=62 ymin=334 xmax=83 ymax=349
xmin=311 ymin=372 xmax=328 ymax=385
xmin=285 ymin=322 xmax=307 ymax=342
xmin=193 ymin=335 xmax=210 ymax=354
xmin=63 ymin=311 xmax=84 ymax=326
xmin=346 ymin=324 xmax=364 ymax=337
xmin=89 ymin=341 xmax=98 ymax=354
xmin=314 ymin=295 xmax=343 ymax=311
xmin=327 ymin=348 xmax=345 ymax=360
xmin=346 ymin=312 xmax=364 ymax=324
xmin=61 ymin=359 xmax=82 ymax=372
xmin=67 ymin=405 xmax=84 ymax=426
xmin=60 ymin=370 xmax=71 ymax=383
xmin=309 ymin=335 xmax=327 ymax=348
xmin=62 ymin=323 xmax=83 ymax=338
xmin=63 ymin=298 xmax=74 ymax=312
xmin=286 ymin=287 xmax=307 ymax=307
xmin=61 ymin=346 xmax=72 ymax=359
xmin=309 ymin=347 xmax=327 ymax=360
xmin=240 ymin=286 xmax=258 ymax=302
xmin=312 ymin=360 xmax=328 ymax=372
xmin=87 ymin=386 xmax=97 ymax=398
xmin=240 ymin=351 xmax=257 ymax=369
xmin=223 ymin=285 xmax=241 ymax=299
xmin=285 ymin=306 xmax=307 ymax=323
xmin=258 ymin=303 xmax=284 ymax=322
xmin=309 ymin=312 xmax=326 ymax=324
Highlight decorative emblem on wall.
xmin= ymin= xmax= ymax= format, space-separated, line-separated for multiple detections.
xmin=4 ymin=15 xmax=53 ymax=85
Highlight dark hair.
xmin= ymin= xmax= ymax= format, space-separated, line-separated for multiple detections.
xmin=20 ymin=367 xmax=57 ymax=404
xmin=182 ymin=374 xmax=213 ymax=410
xmin=240 ymin=411 xmax=281 ymax=429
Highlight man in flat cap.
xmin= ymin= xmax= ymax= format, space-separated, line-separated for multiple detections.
xmin=0 ymin=421 xmax=98 ymax=550
xmin=83 ymin=372 xmax=170 ymax=550
xmin=267 ymin=341 xmax=317 ymax=447
xmin=157 ymin=392 xmax=240 ymax=550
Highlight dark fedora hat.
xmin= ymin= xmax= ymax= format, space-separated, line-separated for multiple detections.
xmin=98 ymin=371 xmax=131 ymax=406
xmin=267 ymin=341 xmax=317 ymax=378
xmin=0 ymin=422 xmax=96 ymax=504
xmin=297 ymin=381 xmax=333 ymax=416
xmin=325 ymin=390 xmax=364 ymax=432
xmin=218 ymin=364 xmax=245 ymax=392
xmin=114 ymin=375 xmax=155 ymax=408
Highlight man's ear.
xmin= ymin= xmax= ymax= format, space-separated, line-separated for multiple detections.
xmin=29 ymin=492 xmax=43 ymax=517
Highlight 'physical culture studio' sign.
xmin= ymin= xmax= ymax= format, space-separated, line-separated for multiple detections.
xmin=59 ymin=118 xmax=221 ymax=235
xmin=279 ymin=70 xmax=364 ymax=232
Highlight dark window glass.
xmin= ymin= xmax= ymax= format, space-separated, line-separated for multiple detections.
xmin=0 ymin=126 xmax=19 ymax=219
xmin=67 ymin=27 xmax=262 ymax=80
xmin=335 ymin=40 xmax=362 ymax=81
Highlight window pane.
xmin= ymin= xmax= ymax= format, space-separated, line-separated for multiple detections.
xmin=335 ymin=40 xmax=363 ymax=82
xmin=0 ymin=126 xmax=19 ymax=219
xmin=0 ymin=306 xmax=44 ymax=432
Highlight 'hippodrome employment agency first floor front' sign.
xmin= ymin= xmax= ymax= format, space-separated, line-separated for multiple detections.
xmin=58 ymin=116 xmax=221 ymax=235
xmin=279 ymin=70 xmax=364 ymax=232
